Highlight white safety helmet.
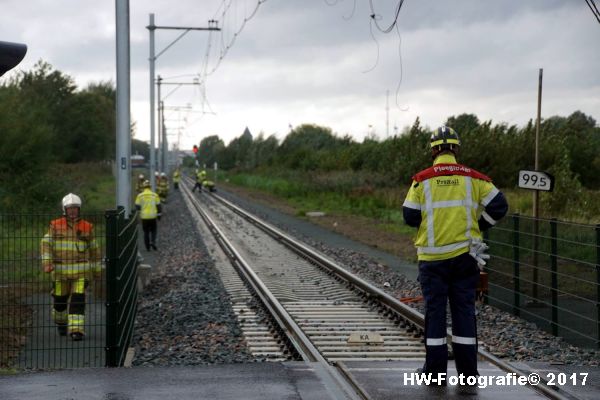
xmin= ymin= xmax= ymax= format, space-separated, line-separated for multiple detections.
xmin=138 ymin=174 xmax=144 ymax=180
xmin=62 ymin=193 xmax=82 ymax=213
xmin=161 ymin=172 xmax=166 ymax=177
xmin=155 ymin=171 xmax=159 ymax=176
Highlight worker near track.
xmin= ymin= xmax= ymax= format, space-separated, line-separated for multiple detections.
xmin=41 ymin=193 xmax=102 ymax=341
xmin=402 ymin=126 xmax=508 ymax=381
xmin=158 ymin=172 xmax=169 ymax=202
xmin=202 ymin=179 xmax=216 ymax=192
xmin=192 ymin=169 xmax=206 ymax=193
xmin=135 ymin=174 xmax=145 ymax=194
xmin=173 ymin=168 xmax=181 ymax=190
xmin=135 ymin=180 xmax=162 ymax=251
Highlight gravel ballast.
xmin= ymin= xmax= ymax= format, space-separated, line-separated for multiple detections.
xmin=131 ymin=190 xmax=254 ymax=366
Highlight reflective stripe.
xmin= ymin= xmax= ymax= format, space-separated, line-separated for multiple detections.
xmin=417 ymin=240 xmax=471 ymax=255
xmin=465 ymin=177 xmax=473 ymax=240
xmin=481 ymin=211 xmax=497 ymax=226
xmin=481 ymin=187 xmax=499 ymax=206
xmin=54 ymin=263 xmax=92 ymax=274
xmin=431 ymin=200 xmax=478 ymax=209
xmin=423 ymin=180 xmax=434 ymax=247
xmin=53 ymin=242 xmax=85 ymax=251
xmin=426 ymin=337 xmax=447 ymax=346
xmin=403 ymin=200 xmax=421 ymax=210
xmin=452 ymin=335 xmax=477 ymax=345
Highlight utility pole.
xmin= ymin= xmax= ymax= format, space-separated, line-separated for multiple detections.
xmin=156 ymin=75 xmax=162 ymax=174
xmin=532 ymin=68 xmax=543 ymax=302
xmin=156 ymin=79 xmax=199 ymax=174
xmin=386 ymin=90 xmax=390 ymax=138
xmin=115 ymin=0 xmax=131 ymax=215
xmin=147 ymin=15 xmax=219 ymax=190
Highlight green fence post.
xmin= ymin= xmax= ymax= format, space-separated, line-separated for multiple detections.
xmin=104 ymin=208 xmax=119 ymax=367
xmin=513 ymin=213 xmax=520 ymax=316
xmin=550 ymin=218 xmax=558 ymax=336
xmin=596 ymin=224 xmax=600 ymax=349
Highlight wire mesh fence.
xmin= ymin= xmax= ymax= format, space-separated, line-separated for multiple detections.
xmin=0 ymin=212 xmax=106 ymax=369
xmin=1 ymin=208 xmax=138 ymax=369
xmin=484 ymin=213 xmax=600 ymax=349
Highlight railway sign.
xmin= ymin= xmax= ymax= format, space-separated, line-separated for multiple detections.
xmin=518 ymin=170 xmax=554 ymax=192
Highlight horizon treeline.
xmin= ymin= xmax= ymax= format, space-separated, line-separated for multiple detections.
xmin=195 ymin=113 xmax=600 ymax=189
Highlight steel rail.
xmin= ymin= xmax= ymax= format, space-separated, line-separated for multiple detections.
xmin=181 ymin=181 xmax=366 ymax=400
xmin=210 ymin=190 xmax=578 ymax=400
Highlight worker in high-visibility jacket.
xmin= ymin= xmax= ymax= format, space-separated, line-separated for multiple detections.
xmin=192 ymin=169 xmax=206 ymax=193
xmin=40 ymin=193 xmax=101 ymax=341
xmin=135 ymin=174 xmax=145 ymax=194
xmin=403 ymin=126 xmax=508 ymax=381
xmin=135 ymin=180 xmax=162 ymax=251
xmin=173 ymin=168 xmax=181 ymax=190
xmin=157 ymin=172 xmax=169 ymax=202
xmin=202 ymin=179 xmax=216 ymax=192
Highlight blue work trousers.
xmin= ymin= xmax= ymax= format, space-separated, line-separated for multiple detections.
xmin=418 ymin=252 xmax=480 ymax=377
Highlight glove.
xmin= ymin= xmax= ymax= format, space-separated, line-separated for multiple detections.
xmin=469 ymin=238 xmax=490 ymax=270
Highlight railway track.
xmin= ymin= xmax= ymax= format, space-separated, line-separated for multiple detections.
xmin=180 ymin=177 xmax=580 ymax=400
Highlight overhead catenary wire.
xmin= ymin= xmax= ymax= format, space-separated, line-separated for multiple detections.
xmin=584 ymin=0 xmax=600 ymax=23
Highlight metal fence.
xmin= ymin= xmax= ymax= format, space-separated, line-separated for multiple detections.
xmin=483 ymin=213 xmax=600 ymax=349
xmin=0 ymin=207 xmax=138 ymax=369
xmin=105 ymin=207 xmax=139 ymax=367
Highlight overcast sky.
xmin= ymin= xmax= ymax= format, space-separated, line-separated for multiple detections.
xmin=2 ymin=0 xmax=599 ymax=149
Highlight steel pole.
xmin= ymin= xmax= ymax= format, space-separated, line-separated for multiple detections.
xmin=157 ymin=76 xmax=162 ymax=173
xmin=115 ymin=0 xmax=131 ymax=215
xmin=148 ymin=14 xmax=156 ymax=191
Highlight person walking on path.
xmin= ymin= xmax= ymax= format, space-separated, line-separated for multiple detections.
xmin=135 ymin=180 xmax=162 ymax=251
xmin=41 ymin=193 xmax=102 ymax=341
xmin=402 ymin=126 xmax=508 ymax=382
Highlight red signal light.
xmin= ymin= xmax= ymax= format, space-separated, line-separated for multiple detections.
xmin=193 ymin=145 xmax=198 ymax=154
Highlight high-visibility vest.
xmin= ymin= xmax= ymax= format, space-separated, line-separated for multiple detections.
xmin=173 ymin=171 xmax=180 ymax=183
xmin=403 ymin=154 xmax=500 ymax=261
xmin=40 ymin=217 xmax=101 ymax=277
xmin=135 ymin=188 xmax=161 ymax=219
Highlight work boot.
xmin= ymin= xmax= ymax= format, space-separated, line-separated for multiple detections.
xmin=57 ymin=324 xmax=68 ymax=336
xmin=151 ymin=243 xmax=158 ymax=250
xmin=70 ymin=332 xmax=84 ymax=341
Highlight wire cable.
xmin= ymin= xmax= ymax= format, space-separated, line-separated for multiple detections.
xmin=585 ymin=0 xmax=600 ymax=23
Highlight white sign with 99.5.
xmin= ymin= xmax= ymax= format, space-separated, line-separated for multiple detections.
xmin=518 ymin=170 xmax=554 ymax=192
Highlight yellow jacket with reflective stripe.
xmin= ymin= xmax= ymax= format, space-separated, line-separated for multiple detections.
xmin=403 ymin=154 xmax=500 ymax=261
xmin=40 ymin=217 xmax=101 ymax=277
xmin=135 ymin=188 xmax=161 ymax=219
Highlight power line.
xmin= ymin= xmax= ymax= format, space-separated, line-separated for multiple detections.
xmin=584 ymin=0 xmax=600 ymax=24
xmin=368 ymin=0 xmax=406 ymax=34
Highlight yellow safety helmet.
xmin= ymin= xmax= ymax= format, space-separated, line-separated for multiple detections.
xmin=430 ymin=126 xmax=460 ymax=149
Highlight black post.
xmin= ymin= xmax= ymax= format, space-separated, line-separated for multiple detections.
xmin=550 ymin=218 xmax=558 ymax=336
xmin=104 ymin=208 xmax=119 ymax=367
xmin=513 ymin=214 xmax=521 ymax=316
xmin=596 ymin=224 xmax=600 ymax=349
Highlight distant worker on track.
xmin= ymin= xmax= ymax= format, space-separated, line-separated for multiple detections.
xmin=158 ymin=172 xmax=169 ymax=202
xmin=135 ymin=180 xmax=162 ymax=251
xmin=41 ymin=193 xmax=102 ymax=341
xmin=173 ymin=168 xmax=181 ymax=190
xmin=135 ymin=174 xmax=145 ymax=194
xmin=402 ymin=126 xmax=508 ymax=381
xmin=192 ymin=169 xmax=206 ymax=193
